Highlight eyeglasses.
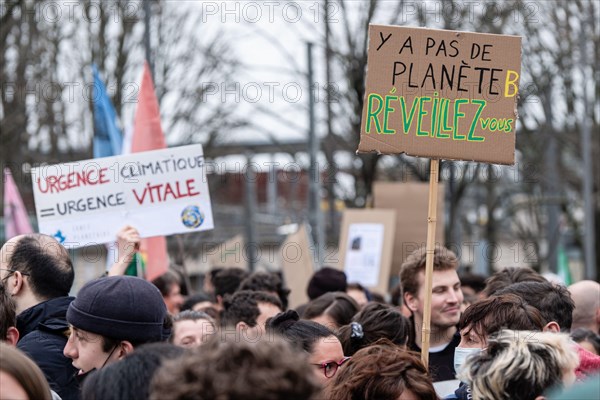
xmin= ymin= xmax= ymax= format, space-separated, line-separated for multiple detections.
xmin=312 ymin=356 xmax=351 ymax=378
xmin=0 ymin=269 xmax=30 ymax=281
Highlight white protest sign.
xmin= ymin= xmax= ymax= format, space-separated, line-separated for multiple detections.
xmin=338 ymin=209 xmax=396 ymax=294
xmin=31 ymin=144 xmax=213 ymax=248
xmin=344 ymin=223 xmax=385 ymax=287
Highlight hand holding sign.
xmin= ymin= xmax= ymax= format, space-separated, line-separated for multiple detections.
xmin=107 ymin=225 xmax=141 ymax=276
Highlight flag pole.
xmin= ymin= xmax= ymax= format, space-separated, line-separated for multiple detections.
xmin=421 ymin=158 xmax=440 ymax=368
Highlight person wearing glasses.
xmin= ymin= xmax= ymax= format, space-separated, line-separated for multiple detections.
xmin=267 ymin=310 xmax=349 ymax=391
xmin=0 ymin=234 xmax=78 ymax=400
xmin=328 ymin=341 xmax=438 ymax=400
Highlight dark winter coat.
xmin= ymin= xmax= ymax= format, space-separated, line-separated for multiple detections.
xmin=17 ymin=296 xmax=80 ymax=400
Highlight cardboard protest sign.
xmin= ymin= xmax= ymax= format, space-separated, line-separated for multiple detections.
xmin=338 ymin=209 xmax=396 ymax=295
xmin=359 ymin=25 xmax=521 ymax=164
xmin=32 ymin=144 xmax=213 ymax=248
xmin=207 ymin=234 xmax=249 ymax=270
xmin=373 ymin=182 xmax=444 ymax=278
xmin=280 ymin=224 xmax=315 ymax=308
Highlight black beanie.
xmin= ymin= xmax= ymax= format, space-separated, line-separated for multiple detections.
xmin=306 ymin=267 xmax=347 ymax=300
xmin=67 ymin=276 xmax=167 ymax=343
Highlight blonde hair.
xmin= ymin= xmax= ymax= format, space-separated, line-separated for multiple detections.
xmin=460 ymin=330 xmax=579 ymax=400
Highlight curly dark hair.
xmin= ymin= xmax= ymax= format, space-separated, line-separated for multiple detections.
xmin=328 ymin=340 xmax=438 ymax=400
xmin=338 ymin=302 xmax=411 ymax=356
xmin=150 ymin=336 xmax=320 ymax=400
xmin=239 ymin=272 xmax=290 ymax=310
xmin=212 ymin=268 xmax=249 ymax=299
xmin=221 ymin=290 xmax=282 ymax=328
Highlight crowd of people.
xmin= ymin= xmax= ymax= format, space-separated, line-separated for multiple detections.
xmin=1 ymin=231 xmax=599 ymax=399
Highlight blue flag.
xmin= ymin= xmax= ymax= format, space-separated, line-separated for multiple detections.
xmin=94 ymin=65 xmax=141 ymax=277
xmin=92 ymin=64 xmax=123 ymax=158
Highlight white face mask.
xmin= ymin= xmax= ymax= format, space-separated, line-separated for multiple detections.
xmin=454 ymin=346 xmax=483 ymax=374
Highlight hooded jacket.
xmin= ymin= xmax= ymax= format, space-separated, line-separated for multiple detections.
xmin=17 ymin=296 xmax=80 ymax=400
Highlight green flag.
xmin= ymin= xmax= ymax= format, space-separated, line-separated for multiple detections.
xmin=124 ymin=253 xmax=146 ymax=278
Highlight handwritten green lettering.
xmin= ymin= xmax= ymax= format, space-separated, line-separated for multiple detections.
xmin=383 ymin=95 xmax=397 ymax=134
xmin=467 ymin=99 xmax=486 ymax=141
xmin=417 ymin=97 xmax=431 ymax=136
xmin=400 ymin=96 xmax=419 ymax=134
xmin=453 ymin=99 xmax=469 ymax=140
xmin=365 ymin=94 xmax=383 ymax=133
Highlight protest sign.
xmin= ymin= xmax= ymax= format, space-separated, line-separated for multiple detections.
xmin=280 ymin=224 xmax=315 ymax=309
xmin=373 ymin=182 xmax=445 ymax=278
xmin=207 ymin=234 xmax=249 ymax=270
xmin=358 ymin=25 xmax=521 ymax=165
xmin=338 ymin=209 xmax=396 ymax=296
xmin=358 ymin=24 xmax=521 ymax=368
xmin=32 ymin=144 xmax=213 ymax=248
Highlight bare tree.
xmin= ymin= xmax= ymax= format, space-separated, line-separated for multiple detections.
xmin=1 ymin=0 xmax=243 ymax=194
xmin=514 ymin=0 xmax=599 ymax=273
xmin=253 ymin=0 xmax=597 ymax=273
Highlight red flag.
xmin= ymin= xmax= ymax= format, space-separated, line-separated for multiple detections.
xmin=3 ymin=168 xmax=34 ymax=239
xmin=132 ymin=62 xmax=169 ymax=281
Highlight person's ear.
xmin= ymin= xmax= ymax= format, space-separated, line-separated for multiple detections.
xmin=117 ymin=341 xmax=134 ymax=359
xmin=236 ymin=321 xmax=249 ymax=333
xmin=542 ymin=321 xmax=561 ymax=333
xmin=9 ymin=271 xmax=26 ymax=296
xmin=404 ymin=292 xmax=419 ymax=313
xmin=6 ymin=326 xmax=19 ymax=346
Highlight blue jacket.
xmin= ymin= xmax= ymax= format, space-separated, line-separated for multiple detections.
xmin=17 ymin=296 xmax=80 ymax=400
xmin=444 ymin=382 xmax=472 ymax=400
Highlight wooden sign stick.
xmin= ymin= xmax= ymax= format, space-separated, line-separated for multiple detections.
xmin=421 ymin=158 xmax=440 ymax=368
